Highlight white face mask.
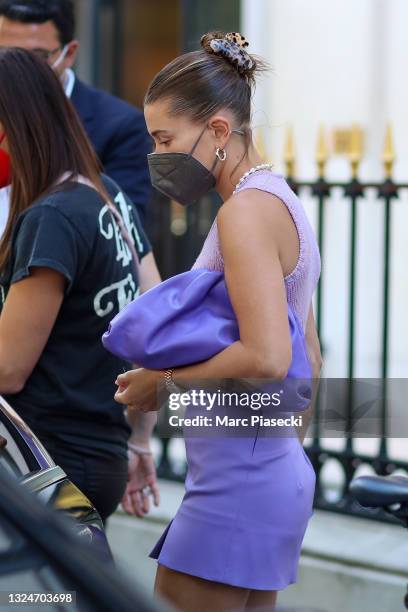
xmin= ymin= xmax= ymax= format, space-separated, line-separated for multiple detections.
xmin=52 ymin=44 xmax=69 ymax=69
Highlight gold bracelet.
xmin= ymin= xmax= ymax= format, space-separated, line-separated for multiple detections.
xmin=164 ymin=368 xmax=179 ymax=393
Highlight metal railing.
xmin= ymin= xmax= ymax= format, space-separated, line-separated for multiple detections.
xmin=148 ymin=124 xmax=408 ymax=523
xmin=284 ymin=125 xmax=408 ymax=523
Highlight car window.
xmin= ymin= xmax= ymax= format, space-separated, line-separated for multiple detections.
xmin=0 ymin=424 xmax=30 ymax=477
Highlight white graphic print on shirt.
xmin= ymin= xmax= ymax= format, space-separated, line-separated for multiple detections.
xmin=94 ymin=191 xmax=143 ymax=317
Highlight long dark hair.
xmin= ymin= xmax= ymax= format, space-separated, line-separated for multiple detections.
xmin=0 ymin=47 xmax=111 ymax=271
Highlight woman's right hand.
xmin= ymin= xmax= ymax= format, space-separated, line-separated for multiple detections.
xmin=114 ymin=367 xmax=163 ymax=412
xmin=121 ymin=450 xmax=160 ymax=517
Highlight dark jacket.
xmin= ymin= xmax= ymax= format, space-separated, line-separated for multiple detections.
xmin=71 ymin=77 xmax=152 ymax=224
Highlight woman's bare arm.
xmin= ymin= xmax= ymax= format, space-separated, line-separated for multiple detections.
xmin=138 ymin=252 xmax=161 ymax=293
xmin=0 ymin=268 xmax=65 ymax=393
xmin=115 ymin=190 xmax=298 ymax=408
xmin=173 ymin=190 xmax=293 ymax=381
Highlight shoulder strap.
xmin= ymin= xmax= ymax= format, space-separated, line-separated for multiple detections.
xmin=105 ymin=200 xmax=140 ymax=278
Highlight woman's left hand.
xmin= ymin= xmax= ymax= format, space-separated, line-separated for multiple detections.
xmin=114 ymin=368 xmax=163 ymax=412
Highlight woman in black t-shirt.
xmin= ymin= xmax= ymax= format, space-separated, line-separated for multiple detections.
xmin=0 ymin=48 xmax=161 ymax=521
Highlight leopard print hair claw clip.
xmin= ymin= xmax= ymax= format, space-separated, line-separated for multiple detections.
xmin=208 ymin=32 xmax=254 ymax=75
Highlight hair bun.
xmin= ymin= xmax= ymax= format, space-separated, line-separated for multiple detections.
xmin=200 ymin=31 xmax=256 ymax=79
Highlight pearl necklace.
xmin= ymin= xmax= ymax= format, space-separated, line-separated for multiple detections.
xmin=233 ymin=163 xmax=275 ymax=194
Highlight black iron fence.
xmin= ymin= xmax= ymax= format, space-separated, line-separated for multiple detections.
xmin=147 ymin=125 xmax=408 ymax=524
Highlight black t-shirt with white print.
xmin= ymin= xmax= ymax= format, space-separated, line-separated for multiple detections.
xmin=0 ymin=174 xmax=151 ymax=459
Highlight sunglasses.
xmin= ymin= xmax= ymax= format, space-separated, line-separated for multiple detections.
xmin=0 ymin=44 xmax=66 ymax=62
xmin=31 ymin=45 xmax=64 ymax=61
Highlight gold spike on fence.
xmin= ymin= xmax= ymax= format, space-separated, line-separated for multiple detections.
xmin=383 ymin=124 xmax=395 ymax=179
xmin=284 ymin=125 xmax=296 ymax=178
xmin=316 ymin=125 xmax=328 ymax=178
xmin=348 ymin=123 xmax=363 ymax=179
xmin=281 ymin=123 xmax=396 ymax=180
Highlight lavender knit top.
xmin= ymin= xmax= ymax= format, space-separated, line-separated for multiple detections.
xmin=191 ymin=171 xmax=321 ymax=331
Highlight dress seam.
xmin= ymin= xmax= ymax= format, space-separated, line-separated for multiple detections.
xmin=221 ymin=448 xmax=253 ymax=583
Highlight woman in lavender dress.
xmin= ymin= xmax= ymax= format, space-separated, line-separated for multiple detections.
xmin=115 ymin=31 xmax=322 ymax=611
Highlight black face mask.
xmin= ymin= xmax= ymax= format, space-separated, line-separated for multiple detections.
xmin=147 ymin=126 xmax=244 ymax=207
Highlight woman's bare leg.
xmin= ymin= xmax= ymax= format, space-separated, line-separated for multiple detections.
xmin=245 ymin=588 xmax=278 ymax=610
xmin=154 ymin=563 xmax=251 ymax=612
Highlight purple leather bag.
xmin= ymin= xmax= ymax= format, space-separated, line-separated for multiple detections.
xmin=102 ymin=268 xmax=311 ymax=380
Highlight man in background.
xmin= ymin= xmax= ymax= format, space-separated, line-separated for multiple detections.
xmin=0 ymin=0 xmax=152 ymax=225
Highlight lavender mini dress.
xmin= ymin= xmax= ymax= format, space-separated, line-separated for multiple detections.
xmin=149 ymin=172 xmax=321 ymax=590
